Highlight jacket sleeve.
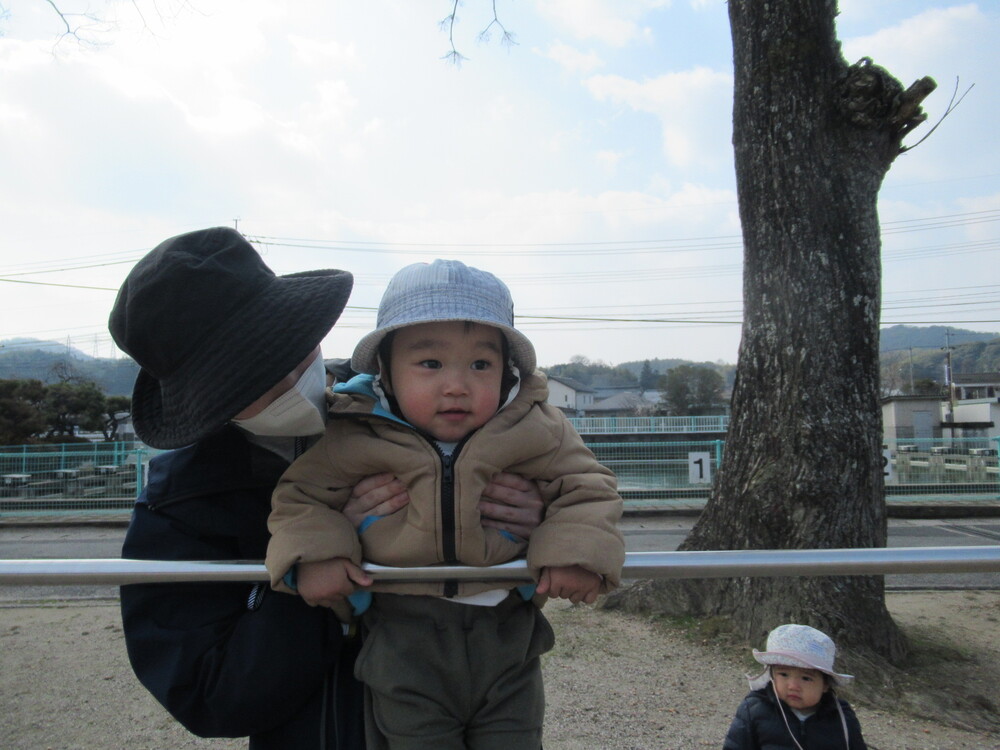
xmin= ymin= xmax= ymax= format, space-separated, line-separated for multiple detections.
xmin=841 ymin=700 xmax=869 ymax=750
xmin=266 ymin=433 xmax=364 ymax=591
xmin=523 ymin=408 xmax=626 ymax=591
xmin=120 ymin=501 xmax=349 ymax=740
xmin=721 ymin=697 xmax=754 ymax=750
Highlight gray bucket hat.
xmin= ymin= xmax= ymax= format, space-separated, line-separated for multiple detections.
xmin=747 ymin=624 xmax=854 ymax=689
xmin=351 ymin=259 xmax=536 ymax=375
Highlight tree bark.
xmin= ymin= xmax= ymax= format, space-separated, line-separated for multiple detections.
xmin=607 ymin=0 xmax=934 ymax=664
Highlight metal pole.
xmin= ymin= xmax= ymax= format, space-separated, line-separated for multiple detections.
xmin=2 ymin=546 xmax=999 ymax=586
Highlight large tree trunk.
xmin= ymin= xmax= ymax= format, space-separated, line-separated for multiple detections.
xmin=607 ymin=0 xmax=934 ymax=664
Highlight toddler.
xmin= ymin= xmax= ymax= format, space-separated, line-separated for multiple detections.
xmin=723 ymin=623 xmax=869 ymax=750
xmin=266 ymin=259 xmax=625 ymax=749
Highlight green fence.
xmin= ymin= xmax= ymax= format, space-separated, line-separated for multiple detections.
xmin=0 ymin=434 xmax=997 ymax=518
xmin=882 ymin=436 xmax=1000 ymax=498
xmin=0 ymin=442 xmax=154 ymax=515
xmin=567 ymin=415 xmax=729 ymax=434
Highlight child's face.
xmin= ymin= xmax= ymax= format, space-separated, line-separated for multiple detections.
xmin=386 ymin=321 xmax=505 ymax=442
xmin=771 ymin=665 xmax=828 ymax=710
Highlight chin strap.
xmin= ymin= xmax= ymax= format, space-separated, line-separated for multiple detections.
xmin=771 ymin=681 xmax=806 ymax=750
xmin=770 ymin=680 xmax=851 ymax=750
xmin=834 ymin=690 xmax=850 ymax=749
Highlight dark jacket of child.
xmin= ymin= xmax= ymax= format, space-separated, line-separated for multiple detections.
xmin=722 ymin=685 xmax=868 ymax=750
xmin=119 ymin=426 xmax=364 ymax=749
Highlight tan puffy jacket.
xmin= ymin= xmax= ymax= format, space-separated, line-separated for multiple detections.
xmin=266 ymin=370 xmax=624 ymax=602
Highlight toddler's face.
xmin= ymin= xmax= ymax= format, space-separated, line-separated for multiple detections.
xmin=771 ymin=665 xmax=828 ymax=710
xmin=387 ymin=321 xmax=504 ymax=442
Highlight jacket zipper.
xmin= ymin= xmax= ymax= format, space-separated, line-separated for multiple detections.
xmin=337 ymin=404 xmax=471 ymax=596
xmin=433 ymin=436 xmax=471 ymax=598
xmin=440 ymin=451 xmax=457 ymax=566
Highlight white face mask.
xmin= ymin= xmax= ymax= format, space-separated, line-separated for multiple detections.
xmin=232 ymin=354 xmax=328 ymax=437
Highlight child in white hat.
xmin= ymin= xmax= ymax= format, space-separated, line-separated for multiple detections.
xmin=723 ymin=624 xmax=869 ymax=750
xmin=266 ymin=259 xmax=625 ymax=749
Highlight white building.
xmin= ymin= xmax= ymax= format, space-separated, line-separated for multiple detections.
xmin=882 ymin=375 xmax=1000 ymax=444
xmin=882 ymin=396 xmax=941 ymax=441
xmin=545 ymin=375 xmax=596 ymax=415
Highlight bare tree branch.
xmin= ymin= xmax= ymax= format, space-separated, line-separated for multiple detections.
xmin=440 ymin=0 xmax=516 ymax=66
xmin=42 ymin=0 xmax=103 ymax=43
xmin=477 ymin=0 xmax=516 ymax=49
xmin=26 ymin=0 xmax=201 ymax=47
xmin=439 ymin=1 xmax=468 ymax=67
xmin=900 ymin=78 xmax=974 ymax=153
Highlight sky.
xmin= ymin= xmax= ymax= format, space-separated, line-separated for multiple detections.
xmin=1 ymin=0 xmax=998 ymax=370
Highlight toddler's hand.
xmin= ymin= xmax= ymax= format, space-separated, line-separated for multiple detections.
xmin=296 ymin=557 xmax=372 ymax=608
xmin=536 ymin=564 xmax=602 ymax=604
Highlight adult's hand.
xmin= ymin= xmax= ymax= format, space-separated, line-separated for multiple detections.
xmin=343 ymin=473 xmax=410 ymax=528
xmin=478 ymin=472 xmax=543 ymax=540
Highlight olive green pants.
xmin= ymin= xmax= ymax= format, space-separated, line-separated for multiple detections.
xmin=355 ymin=592 xmax=555 ymax=750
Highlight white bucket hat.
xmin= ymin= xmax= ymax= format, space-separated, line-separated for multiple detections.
xmin=747 ymin=624 xmax=854 ymax=690
xmin=351 ymin=259 xmax=536 ymax=375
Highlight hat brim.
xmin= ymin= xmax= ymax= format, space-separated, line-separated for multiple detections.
xmin=130 ymin=269 xmax=353 ymax=449
xmin=750 ymin=651 xmax=854 ymax=687
xmin=351 ymin=318 xmax=536 ymax=375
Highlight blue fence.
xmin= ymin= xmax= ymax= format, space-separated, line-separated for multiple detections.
xmin=567 ymin=415 xmax=729 ymax=434
xmin=0 ymin=442 xmax=155 ymax=514
xmin=1 ymin=433 xmax=997 ymax=518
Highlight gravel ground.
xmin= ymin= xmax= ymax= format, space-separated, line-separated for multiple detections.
xmin=2 ymin=592 xmax=999 ymax=749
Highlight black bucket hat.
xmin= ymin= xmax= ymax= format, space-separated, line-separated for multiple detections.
xmin=109 ymin=227 xmax=353 ymax=449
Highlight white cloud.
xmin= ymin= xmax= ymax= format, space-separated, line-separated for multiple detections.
xmin=288 ymin=35 xmax=359 ymax=68
xmin=533 ymin=0 xmax=667 ymax=47
xmin=542 ymin=41 xmax=604 ymax=73
xmin=842 ymin=4 xmax=985 ymax=79
xmin=596 ymin=149 xmax=624 ymax=172
xmin=585 ymin=66 xmax=732 ymax=170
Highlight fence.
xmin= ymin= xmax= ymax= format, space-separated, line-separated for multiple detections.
xmin=882 ymin=436 xmax=1000 ymax=498
xmin=588 ymin=439 xmax=724 ymax=506
xmin=567 ymin=415 xmax=729 ymax=434
xmin=1 ymin=434 xmax=997 ymax=519
xmin=0 ymin=442 xmax=154 ymax=514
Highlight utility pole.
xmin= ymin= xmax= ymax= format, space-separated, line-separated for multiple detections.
xmin=908 ymin=347 xmax=915 ymax=394
xmin=942 ymin=332 xmax=955 ymax=421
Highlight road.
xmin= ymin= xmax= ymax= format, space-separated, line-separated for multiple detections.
xmin=1 ymin=516 xmax=999 ymax=601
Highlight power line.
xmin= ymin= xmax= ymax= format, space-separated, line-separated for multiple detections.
xmin=0 ymin=278 xmax=119 ymax=291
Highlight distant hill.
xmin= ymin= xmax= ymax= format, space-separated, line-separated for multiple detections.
xmin=543 ymin=357 xmax=737 ymax=390
xmin=617 ymin=358 xmax=737 ymax=389
xmin=879 ymin=332 xmax=1000 ymax=389
xmin=0 ymin=339 xmax=138 ymax=396
xmin=880 ymin=325 xmax=1000 ymax=354
xmin=6 ymin=326 xmax=998 ymax=401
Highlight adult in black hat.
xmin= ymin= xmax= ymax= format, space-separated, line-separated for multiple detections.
xmin=111 ymin=227 xmax=543 ymax=749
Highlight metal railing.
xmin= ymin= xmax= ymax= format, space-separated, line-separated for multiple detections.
xmin=568 ymin=415 xmax=729 ymax=434
xmin=3 ymin=546 xmax=1000 ymax=585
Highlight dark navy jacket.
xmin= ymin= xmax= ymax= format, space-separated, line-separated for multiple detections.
xmin=723 ymin=686 xmax=868 ymax=750
xmin=120 ymin=426 xmax=364 ymax=749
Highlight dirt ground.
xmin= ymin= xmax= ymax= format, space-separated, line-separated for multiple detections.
xmin=1 ymin=591 xmax=999 ymax=750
